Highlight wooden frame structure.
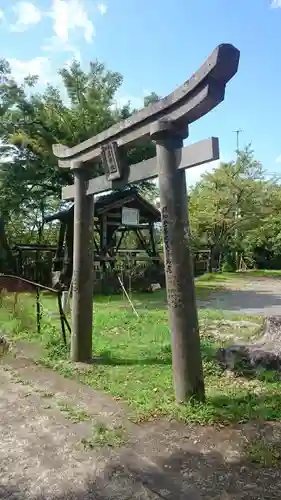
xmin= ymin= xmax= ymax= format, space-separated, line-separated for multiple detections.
xmin=44 ymin=188 xmax=161 ymax=288
xmin=0 ymin=216 xmax=57 ymax=287
xmin=52 ymin=43 xmax=240 ymax=402
xmin=12 ymin=244 xmax=56 ymax=286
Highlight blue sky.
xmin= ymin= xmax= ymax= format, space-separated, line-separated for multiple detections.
xmin=0 ymin=0 xmax=280 ymax=185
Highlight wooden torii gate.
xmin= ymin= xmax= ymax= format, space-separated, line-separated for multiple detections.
xmin=53 ymin=43 xmax=240 ymax=402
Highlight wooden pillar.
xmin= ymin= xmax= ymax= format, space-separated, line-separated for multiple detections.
xmin=151 ymin=120 xmax=205 ymax=403
xmin=47 ymin=251 xmax=53 ymax=287
xmin=100 ymin=214 xmax=107 ymax=272
xmin=63 ymin=217 xmax=74 ymax=287
xmin=18 ymin=250 xmax=23 ymax=276
xmin=53 ymin=221 xmax=66 ymax=271
xmin=149 ymin=223 xmax=159 ymax=265
xmin=71 ymin=164 xmax=94 ymax=362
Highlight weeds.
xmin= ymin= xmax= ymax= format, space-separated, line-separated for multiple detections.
xmin=0 ymin=290 xmax=69 ymax=359
xmin=40 ymin=391 xmax=55 ymax=398
xmin=57 ymin=402 xmax=91 ymax=423
xmin=81 ymin=422 xmax=127 ymax=450
xmin=10 ymin=375 xmax=30 ymax=386
xmin=245 ymin=438 xmax=281 ymax=467
xmin=0 ymin=290 xmax=36 ymax=334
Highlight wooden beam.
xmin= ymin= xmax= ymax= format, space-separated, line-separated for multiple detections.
xmin=100 ymin=212 xmax=140 ymax=220
xmin=62 ymin=137 xmax=219 ymax=200
xmin=118 ymin=249 xmax=151 ymax=254
xmin=53 ymin=44 xmax=239 ymax=168
xmin=134 ymin=228 xmax=152 ymax=256
xmin=96 ymin=195 xmax=136 ymax=214
xmin=106 ymin=222 xmax=150 ymax=227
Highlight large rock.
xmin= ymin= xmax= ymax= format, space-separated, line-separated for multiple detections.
xmin=216 ymin=316 xmax=281 ymax=373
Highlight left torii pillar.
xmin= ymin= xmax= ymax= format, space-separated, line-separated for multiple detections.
xmin=71 ymin=161 xmax=94 ymax=362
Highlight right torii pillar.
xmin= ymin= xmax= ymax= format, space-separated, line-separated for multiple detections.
xmin=151 ymin=120 xmax=205 ymax=402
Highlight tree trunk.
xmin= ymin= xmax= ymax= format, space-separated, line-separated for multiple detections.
xmin=208 ymin=246 xmax=220 ymax=272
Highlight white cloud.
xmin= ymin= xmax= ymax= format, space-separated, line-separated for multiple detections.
xmin=48 ymin=0 xmax=95 ymax=43
xmin=9 ymin=0 xmax=96 ymax=49
xmin=0 ymin=8 xmax=4 ymax=21
xmin=152 ymin=160 xmax=220 ymax=192
xmin=42 ymin=35 xmax=81 ymax=61
xmin=271 ymin=0 xmax=281 ymax=7
xmin=97 ymin=3 xmax=107 ymax=15
xmin=113 ymin=88 xmax=155 ymax=111
xmin=276 ymin=154 xmax=281 ymax=163
xmin=113 ymin=89 xmax=161 ymax=111
xmin=8 ymin=56 xmax=51 ymax=84
xmin=114 ymin=94 xmax=144 ymax=110
xmin=185 ymin=160 xmax=219 ymax=188
xmin=10 ymin=1 xmax=41 ymax=32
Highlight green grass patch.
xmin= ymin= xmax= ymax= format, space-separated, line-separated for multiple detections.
xmin=195 ymin=273 xmax=238 ymax=294
xmin=196 ymin=269 xmax=281 ymax=283
xmin=244 ymin=438 xmax=281 ymax=468
xmin=236 ymin=269 xmax=281 ymax=279
xmin=1 ymin=289 xmax=281 ymax=426
xmin=81 ymin=422 xmax=127 ymax=450
xmin=196 ymin=272 xmax=237 ymax=283
xmin=57 ymin=402 xmax=91 ymax=423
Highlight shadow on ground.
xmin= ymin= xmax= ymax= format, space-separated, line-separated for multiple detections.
xmin=2 ymin=442 xmax=281 ymax=499
xmin=96 ymin=339 xmax=218 ymax=367
xmin=93 ymin=342 xmax=281 ymax=424
xmin=94 ymin=340 xmax=217 ymax=368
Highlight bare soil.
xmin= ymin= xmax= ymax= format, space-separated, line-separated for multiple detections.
xmin=1 ymin=345 xmax=281 ymax=499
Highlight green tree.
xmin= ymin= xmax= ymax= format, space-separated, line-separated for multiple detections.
xmin=0 ymin=58 xmax=160 ymax=243
xmin=242 ymin=182 xmax=281 ymax=269
xmin=188 ymin=145 xmax=272 ymax=270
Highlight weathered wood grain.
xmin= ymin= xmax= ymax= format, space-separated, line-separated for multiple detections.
xmin=62 ymin=137 xmax=219 ymax=200
xmin=53 ymin=44 xmax=239 ymax=168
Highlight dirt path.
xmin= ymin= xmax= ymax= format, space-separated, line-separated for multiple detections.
xmin=1 ymin=348 xmax=281 ymax=499
xmin=198 ymin=276 xmax=281 ymax=315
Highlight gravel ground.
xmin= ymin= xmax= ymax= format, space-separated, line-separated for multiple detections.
xmin=198 ymin=277 xmax=281 ymax=316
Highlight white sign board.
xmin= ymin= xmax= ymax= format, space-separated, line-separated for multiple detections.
xmin=122 ymin=207 xmax=139 ymax=226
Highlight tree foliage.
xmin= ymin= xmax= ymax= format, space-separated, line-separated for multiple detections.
xmin=189 ymin=145 xmax=281 ymax=270
xmin=0 ymin=58 xmax=160 ymax=245
xmin=3 ymin=56 xmax=280 ymax=273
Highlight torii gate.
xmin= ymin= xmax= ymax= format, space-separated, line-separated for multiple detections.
xmin=53 ymin=43 xmax=240 ymax=402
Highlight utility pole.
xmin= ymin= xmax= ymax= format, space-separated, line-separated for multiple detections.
xmin=233 ymin=129 xmax=243 ymax=271
xmin=233 ymin=129 xmax=243 ymax=154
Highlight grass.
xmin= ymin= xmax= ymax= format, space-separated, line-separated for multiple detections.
xmin=1 ymin=284 xmax=281 ymax=426
xmin=237 ymin=269 xmax=281 ymax=278
xmin=10 ymin=373 xmax=31 ymax=386
xmin=245 ymin=438 xmax=281 ymax=468
xmin=197 ymin=269 xmax=281 ymax=282
xmin=40 ymin=391 xmax=55 ymax=398
xmin=57 ymin=402 xmax=91 ymax=423
xmin=81 ymin=422 xmax=127 ymax=450
xmin=196 ymin=272 xmax=238 ymax=283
